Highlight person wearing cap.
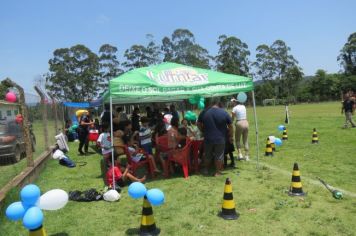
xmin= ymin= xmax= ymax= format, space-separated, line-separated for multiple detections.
xmin=231 ymin=97 xmax=249 ymax=161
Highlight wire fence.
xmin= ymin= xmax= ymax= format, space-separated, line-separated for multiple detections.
xmin=0 ymin=81 xmax=64 ymax=192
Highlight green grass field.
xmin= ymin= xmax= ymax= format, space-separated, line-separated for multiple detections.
xmin=1 ymin=102 xmax=356 ymax=235
xmin=0 ymin=120 xmax=57 ymax=189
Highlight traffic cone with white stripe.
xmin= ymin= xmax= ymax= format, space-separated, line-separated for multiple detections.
xmin=219 ymin=178 xmax=239 ymax=220
xmin=288 ymin=163 xmax=306 ymax=196
xmin=140 ymin=196 xmax=160 ymax=236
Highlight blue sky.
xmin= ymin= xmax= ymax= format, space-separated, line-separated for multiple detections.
xmin=0 ymin=0 xmax=355 ymax=93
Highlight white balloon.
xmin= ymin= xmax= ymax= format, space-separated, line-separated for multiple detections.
xmin=103 ymin=190 xmax=120 ymax=202
xmin=37 ymin=189 xmax=68 ymax=210
xmin=268 ymin=136 xmax=276 ymax=143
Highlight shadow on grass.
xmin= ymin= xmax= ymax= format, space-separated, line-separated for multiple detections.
xmin=125 ymin=228 xmax=140 ymax=235
xmin=50 ymin=233 xmax=69 ymax=236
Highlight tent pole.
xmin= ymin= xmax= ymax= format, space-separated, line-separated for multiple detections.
xmin=251 ymin=90 xmax=260 ymax=170
xmin=110 ymin=97 xmax=116 ymax=190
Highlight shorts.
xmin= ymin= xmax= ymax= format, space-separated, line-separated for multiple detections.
xmin=141 ymin=143 xmax=153 ymax=155
xmin=204 ymin=142 xmax=225 ymax=161
xmin=159 ymin=152 xmax=169 ymax=160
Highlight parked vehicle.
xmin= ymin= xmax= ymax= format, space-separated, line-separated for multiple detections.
xmin=0 ymin=120 xmax=36 ymax=165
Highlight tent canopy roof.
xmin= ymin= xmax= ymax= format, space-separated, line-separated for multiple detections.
xmin=106 ymin=62 xmax=254 ymax=104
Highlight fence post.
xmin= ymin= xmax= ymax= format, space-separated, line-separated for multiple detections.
xmin=1 ymin=78 xmax=34 ymax=167
xmin=34 ymin=86 xmax=49 ymax=151
xmin=49 ymin=95 xmax=58 ymax=135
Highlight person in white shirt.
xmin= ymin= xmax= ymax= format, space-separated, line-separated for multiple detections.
xmin=231 ymin=98 xmax=249 ymax=161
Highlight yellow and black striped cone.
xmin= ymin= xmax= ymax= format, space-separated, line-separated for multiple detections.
xmin=312 ymin=128 xmax=318 ymax=144
xmin=29 ymin=225 xmax=47 ymax=236
xmin=140 ymin=196 xmax=160 ymax=236
xmin=219 ymin=178 xmax=239 ymax=220
xmin=288 ymin=163 xmax=306 ymax=196
xmin=282 ymin=127 xmax=288 ymax=140
xmin=265 ymin=138 xmax=273 ymax=156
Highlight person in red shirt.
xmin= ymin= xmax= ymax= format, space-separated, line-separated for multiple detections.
xmin=106 ymin=158 xmax=145 ymax=189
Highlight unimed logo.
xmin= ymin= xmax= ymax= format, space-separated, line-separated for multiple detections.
xmin=146 ymin=67 xmax=208 ymax=85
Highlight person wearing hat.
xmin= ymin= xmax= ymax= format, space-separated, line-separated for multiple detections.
xmin=231 ymin=97 xmax=249 ymax=161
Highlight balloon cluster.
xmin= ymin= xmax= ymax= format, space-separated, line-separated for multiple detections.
xmin=269 ymin=135 xmax=283 ymax=147
xmin=184 ymin=111 xmax=197 ymax=121
xmin=189 ymin=95 xmax=205 ymax=110
xmin=128 ymin=182 xmax=165 ymax=206
xmin=6 ymin=184 xmax=68 ymax=230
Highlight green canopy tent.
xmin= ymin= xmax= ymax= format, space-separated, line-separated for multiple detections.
xmin=105 ymin=63 xmax=260 ymax=181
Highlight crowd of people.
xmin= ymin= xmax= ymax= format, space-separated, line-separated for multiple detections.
xmin=64 ymin=98 xmax=250 ymax=189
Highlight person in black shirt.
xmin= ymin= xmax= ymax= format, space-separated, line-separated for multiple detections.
xmin=78 ymin=111 xmax=93 ymax=155
xmin=131 ymin=107 xmax=141 ymax=132
xmin=342 ymin=95 xmax=356 ymax=128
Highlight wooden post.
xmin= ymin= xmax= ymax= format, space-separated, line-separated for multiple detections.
xmin=34 ymin=86 xmax=49 ymax=151
xmin=1 ymin=78 xmax=34 ymax=167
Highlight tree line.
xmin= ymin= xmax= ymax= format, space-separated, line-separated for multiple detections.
xmin=43 ymin=29 xmax=356 ymax=104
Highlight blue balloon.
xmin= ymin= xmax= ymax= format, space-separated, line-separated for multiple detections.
xmin=146 ymin=189 xmax=165 ymax=206
xmin=128 ymin=182 xmax=147 ymax=199
xmin=237 ymin=92 xmax=247 ymax=103
xmin=275 ymin=138 xmax=283 ymax=146
xmin=23 ymin=206 xmax=43 ymax=230
xmin=6 ymin=201 xmax=26 ymax=221
xmin=21 ymin=184 xmax=40 ymax=207
xmin=278 ymin=125 xmax=285 ymax=131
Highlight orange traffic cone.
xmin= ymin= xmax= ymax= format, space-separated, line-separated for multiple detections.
xmin=29 ymin=225 xmax=47 ymax=236
xmin=312 ymin=128 xmax=318 ymax=144
xmin=140 ymin=196 xmax=160 ymax=236
xmin=265 ymin=138 xmax=273 ymax=156
xmin=219 ymin=178 xmax=239 ymax=220
xmin=288 ymin=163 xmax=306 ymax=196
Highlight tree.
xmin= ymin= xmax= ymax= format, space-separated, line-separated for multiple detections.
xmin=98 ymin=44 xmax=122 ymax=89
xmin=161 ymin=29 xmax=210 ymax=68
xmin=215 ymin=35 xmax=250 ymax=76
xmin=123 ymin=34 xmax=161 ymax=70
xmin=45 ymin=45 xmax=101 ymax=102
xmin=338 ymin=32 xmax=356 ymax=75
xmin=279 ymin=66 xmax=304 ymax=98
xmin=253 ymin=40 xmax=300 ymax=97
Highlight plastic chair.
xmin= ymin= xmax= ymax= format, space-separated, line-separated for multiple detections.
xmin=167 ymin=140 xmax=192 ymax=179
xmin=155 ymin=134 xmax=173 ymax=177
xmin=124 ymin=146 xmax=154 ymax=178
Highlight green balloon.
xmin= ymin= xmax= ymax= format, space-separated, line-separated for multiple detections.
xmin=198 ymin=101 xmax=205 ymax=109
xmin=189 ymin=97 xmax=198 ymax=105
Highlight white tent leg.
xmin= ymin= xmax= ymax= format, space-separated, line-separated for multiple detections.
xmin=251 ymin=91 xmax=260 ymax=169
xmin=110 ymin=97 xmax=116 ymax=189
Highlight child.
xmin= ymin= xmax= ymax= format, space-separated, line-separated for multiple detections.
xmin=97 ymin=123 xmax=112 ymax=162
xmin=106 ymin=157 xmax=145 ymax=190
xmin=139 ymin=116 xmax=153 ymax=155
xmin=224 ymin=132 xmax=235 ymax=168
xmin=113 ymin=128 xmax=125 ymax=157
xmin=187 ymin=120 xmax=202 ymax=140
xmin=127 ymin=141 xmax=160 ymax=173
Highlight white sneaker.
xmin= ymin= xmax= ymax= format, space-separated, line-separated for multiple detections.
xmin=237 ymin=154 xmax=244 ymax=161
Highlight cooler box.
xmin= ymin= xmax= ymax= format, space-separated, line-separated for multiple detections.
xmin=88 ymin=130 xmax=99 ymax=142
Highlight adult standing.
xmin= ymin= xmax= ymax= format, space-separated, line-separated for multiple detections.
xmin=170 ymin=104 xmax=180 ymax=121
xmin=198 ymin=98 xmax=233 ymax=176
xmin=342 ymin=94 xmax=356 ymax=128
xmin=231 ymin=98 xmax=250 ymax=161
xmin=78 ymin=111 xmax=93 ymax=155
xmin=131 ymin=107 xmax=141 ymax=132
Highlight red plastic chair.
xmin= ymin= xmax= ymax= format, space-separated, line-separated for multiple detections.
xmin=124 ymin=146 xmax=154 ymax=178
xmin=167 ymin=140 xmax=192 ymax=179
xmin=155 ymin=134 xmax=173 ymax=178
